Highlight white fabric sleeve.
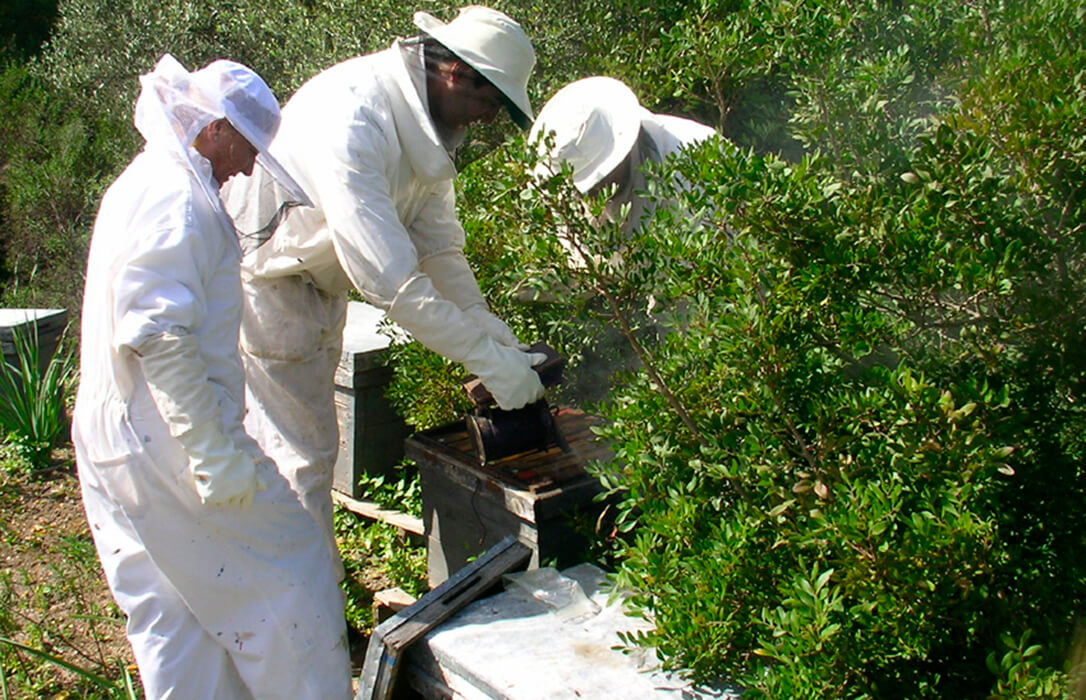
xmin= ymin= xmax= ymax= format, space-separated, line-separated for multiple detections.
xmin=111 ymin=201 xmax=259 ymax=507
xmin=137 ymin=332 xmax=261 ymax=507
xmin=417 ymin=249 xmax=487 ymax=311
xmin=112 ymin=192 xmax=210 ymax=353
xmin=418 ymin=250 xmax=528 ymax=349
xmin=388 ymin=274 xmax=545 ymax=409
xmin=314 ymin=110 xmax=429 ymax=307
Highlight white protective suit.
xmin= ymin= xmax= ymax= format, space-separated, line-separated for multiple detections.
xmin=222 ymin=40 xmax=543 ymax=567
xmin=530 ymin=77 xmax=717 ymax=240
xmin=598 ymin=114 xmax=717 ymax=236
xmin=73 ymin=56 xmax=351 ymax=699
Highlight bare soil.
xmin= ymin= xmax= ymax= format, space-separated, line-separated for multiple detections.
xmin=0 ymin=447 xmax=133 ymax=694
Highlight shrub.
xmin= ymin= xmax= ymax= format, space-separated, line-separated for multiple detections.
xmin=0 ymin=61 xmax=127 ymax=315
xmin=419 ymin=0 xmax=1084 ymax=694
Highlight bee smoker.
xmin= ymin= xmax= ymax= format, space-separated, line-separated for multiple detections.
xmin=462 ymin=342 xmax=568 ymax=466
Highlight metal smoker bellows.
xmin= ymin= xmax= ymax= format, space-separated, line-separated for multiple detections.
xmin=462 ymin=342 xmax=568 ymax=466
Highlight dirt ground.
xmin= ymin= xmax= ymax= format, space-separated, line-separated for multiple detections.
xmin=0 ymin=447 xmax=399 ymax=696
xmin=0 ymin=447 xmax=133 ymax=694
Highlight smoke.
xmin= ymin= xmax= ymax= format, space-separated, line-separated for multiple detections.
xmin=553 ymin=313 xmax=656 ymax=411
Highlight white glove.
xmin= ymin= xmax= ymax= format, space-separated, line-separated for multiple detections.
xmin=182 ymin=422 xmax=263 ymax=507
xmin=465 ymin=305 xmax=530 ymax=350
xmin=136 ymin=331 xmax=264 ymax=508
xmin=387 ymin=274 xmax=545 ymax=409
xmin=463 ymin=338 xmax=547 ymax=409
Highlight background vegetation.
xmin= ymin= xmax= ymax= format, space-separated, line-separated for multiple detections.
xmin=2 ymin=0 xmax=1084 ymax=698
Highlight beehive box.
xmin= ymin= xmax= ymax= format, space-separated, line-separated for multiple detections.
xmin=332 ymin=302 xmax=411 ymax=498
xmin=0 ymin=309 xmax=68 ymax=383
xmin=407 ymin=408 xmax=612 ymax=587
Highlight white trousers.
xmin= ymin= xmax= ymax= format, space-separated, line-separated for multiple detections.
xmin=81 ymin=476 xmax=252 ymax=699
xmin=75 ymin=406 xmax=353 ymax=700
xmin=240 ymin=272 xmax=348 ymax=577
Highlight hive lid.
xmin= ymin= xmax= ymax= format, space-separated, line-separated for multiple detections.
xmin=0 ymin=309 xmax=67 ymax=331
xmin=0 ymin=309 xmax=68 ymax=351
xmin=341 ymin=301 xmax=392 ymax=355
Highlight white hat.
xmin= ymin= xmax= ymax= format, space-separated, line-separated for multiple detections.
xmin=413 ymin=6 xmax=536 ymax=129
xmin=193 ymin=60 xmax=312 ymax=207
xmin=529 ymin=77 xmax=648 ymax=193
xmin=135 ymin=55 xmax=311 ymax=209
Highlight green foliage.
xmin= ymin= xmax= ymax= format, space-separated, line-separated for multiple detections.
xmin=985 ymin=631 xmax=1068 ymax=700
xmin=36 ymin=0 xmax=401 ymax=127
xmin=382 ymin=321 xmax=473 ymax=432
xmin=354 ymin=467 xmax=422 ymax=519
xmin=0 ymin=324 xmax=75 ymax=469
xmin=407 ymin=1 xmax=1086 ymax=694
xmin=334 ymin=508 xmax=427 ymax=633
xmin=0 ymin=60 xmax=128 ymax=315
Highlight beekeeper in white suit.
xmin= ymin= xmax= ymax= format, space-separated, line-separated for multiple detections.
xmin=73 ymin=54 xmax=351 ymax=699
xmin=530 ymin=76 xmax=717 ymax=236
xmin=223 ymin=5 xmax=544 ymax=571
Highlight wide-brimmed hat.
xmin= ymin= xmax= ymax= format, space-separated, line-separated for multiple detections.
xmin=193 ymin=60 xmax=312 ymax=206
xmin=413 ymin=6 xmax=535 ymax=129
xmin=529 ymin=77 xmax=648 ymax=193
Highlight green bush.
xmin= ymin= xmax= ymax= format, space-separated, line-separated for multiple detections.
xmin=425 ymin=0 xmax=1084 ymax=695
xmin=0 ymin=61 xmax=127 ymax=314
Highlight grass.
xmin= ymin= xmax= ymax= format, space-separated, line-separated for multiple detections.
xmin=0 ymin=637 xmax=139 ymax=699
xmin=0 ymin=462 xmax=135 ymax=698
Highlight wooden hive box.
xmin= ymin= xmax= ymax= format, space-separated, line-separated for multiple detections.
xmin=332 ymin=302 xmax=411 ymax=498
xmin=1 ymin=309 xmax=69 ymax=402
xmin=0 ymin=309 xmax=68 ymax=374
xmin=407 ymin=408 xmax=612 ymax=587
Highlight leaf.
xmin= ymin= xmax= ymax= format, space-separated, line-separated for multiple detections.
xmin=815 ymin=568 xmax=835 ymax=591
xmin=0 ymin=637 xmax=117 ymax=690
xmin=768 ymin=500 xmax=795 ymax=517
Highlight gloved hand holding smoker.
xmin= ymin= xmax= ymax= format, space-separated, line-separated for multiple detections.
xmin=410 ymin=248 xmax=547 ymax=410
